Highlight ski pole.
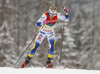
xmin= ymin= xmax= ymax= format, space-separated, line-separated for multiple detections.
xmin=59 ymin=22 xmax=65 ymax=66
xmin=59 ymin=9 xmax=67 ymax=66
xmin=13 ymin=25 xmax=45 ymax=67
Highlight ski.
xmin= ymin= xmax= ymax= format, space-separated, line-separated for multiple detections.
xmin=46 ymin=67 xmax=66 ymax=70
xmin=13 ymin=67 xmax=66 ymax=70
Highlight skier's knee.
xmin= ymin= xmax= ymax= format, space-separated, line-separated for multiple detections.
xmin=30 ymin=42 xmax=40 ymax=55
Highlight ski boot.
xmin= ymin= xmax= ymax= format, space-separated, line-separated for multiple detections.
xmin=21 ymin=56 xmax=32 ymax=68
xmin=46 ymin=57 xmax=53 ymax=68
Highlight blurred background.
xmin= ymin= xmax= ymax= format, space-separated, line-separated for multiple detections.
xmin=0 ymin=0 xmax=100 ymax=70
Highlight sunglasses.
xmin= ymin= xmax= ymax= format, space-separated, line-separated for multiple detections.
xmin=50 ymin=13 xmax=56 ymax=16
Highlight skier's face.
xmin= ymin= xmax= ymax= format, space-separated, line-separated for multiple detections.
xmin=49 ymin=9 xmax=57 ymax=18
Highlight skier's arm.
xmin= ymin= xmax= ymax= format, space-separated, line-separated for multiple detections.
xmin=57 ymin=6 xmax=69 ymax=22
xmin=57 ymin=12 xmax=69 ymax=22
xmin=35 ymin=14 xmax=47 ymax=27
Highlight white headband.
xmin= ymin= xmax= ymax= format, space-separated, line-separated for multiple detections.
xmin=49 ymin=9 xmax=57 ymax=14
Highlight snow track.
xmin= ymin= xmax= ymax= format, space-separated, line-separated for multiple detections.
xmin=0 ymin=67 xmax=100 ymax=74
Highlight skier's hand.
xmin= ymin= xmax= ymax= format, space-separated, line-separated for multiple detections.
xmin=64 ymin=6 xmax=69 ymax=13
xmin=43 ymin=20 xmax=47 ymax=25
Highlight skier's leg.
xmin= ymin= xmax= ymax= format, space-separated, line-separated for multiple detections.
xmin=21 ymin=31 xmax=46 ymax=68
xmin=47 ymin=39 xmax=55 ymax=58
xmin=46 ymin=31 xmax=55 ymax=68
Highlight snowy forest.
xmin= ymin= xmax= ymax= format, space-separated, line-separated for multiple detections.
xmin=0 ymin=0 xmax=100 ymax=70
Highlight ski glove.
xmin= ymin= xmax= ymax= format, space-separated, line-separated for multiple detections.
xmin=35 ymin=22 xmax=42 ymax=27
xmin=35 ymin=20 xmax=47 ymax=27
xmin=43 ymin=20 xmax=47 ymax=25
xmin=64 ymin=6 xmax=69 ymax=12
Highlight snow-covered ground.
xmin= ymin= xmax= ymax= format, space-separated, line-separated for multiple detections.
xmin=0 ymin=67 xmax=100 ymax=74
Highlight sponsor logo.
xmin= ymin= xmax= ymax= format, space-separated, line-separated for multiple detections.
xmin=38 ymin=36 xmax=41 ymax=39
xmin=49 ymin=34 xmax=54 ymax=38
xmin=39 ymin=34 xmax=43 ymax=37
xmin=40 ymin=31 xmax=45 ymax=34
xmin=37 ymin=36 xmax=42 ymax=41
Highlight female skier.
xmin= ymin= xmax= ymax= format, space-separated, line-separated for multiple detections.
xmin=21 ymin=4 xmax=69 ymax=68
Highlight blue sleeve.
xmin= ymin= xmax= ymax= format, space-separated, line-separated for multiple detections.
xmin=35 ymin=22 xmax=42 ymax=27
xmin=65 ymin=15 xmax=69 ymax=20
